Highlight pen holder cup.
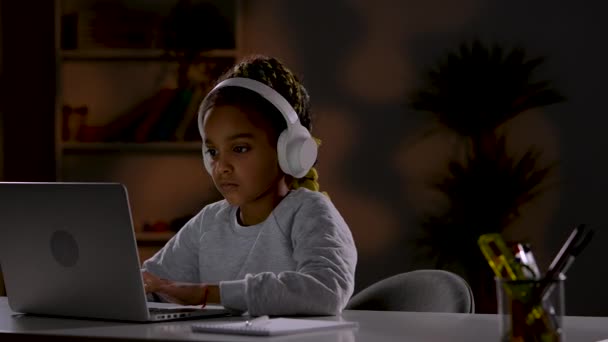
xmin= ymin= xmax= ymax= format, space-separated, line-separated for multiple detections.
xmin=496 ymin=276 xmax=566 ymax=342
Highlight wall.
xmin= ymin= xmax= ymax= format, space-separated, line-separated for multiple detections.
xmin=0 ymin=0 xmax=56 ymax=182
xmin=0 ymin=0 xmax=3 ymax=182
xmin=241 ymin=0 xmax=608 ymax=316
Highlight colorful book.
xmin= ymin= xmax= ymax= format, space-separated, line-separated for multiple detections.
xmin=174 ymin=85 xmax=205 ymax=141
xmin=99 ymin=91 xmax=168 ymax=142
xmin=147 ymin=88 xmax=193 ymax=141
xmin=132 ymin=88 xmax=177 ymax=143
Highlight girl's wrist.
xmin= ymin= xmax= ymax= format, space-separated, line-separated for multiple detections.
xmin=201 ymin=284 xmax=221 ymax=305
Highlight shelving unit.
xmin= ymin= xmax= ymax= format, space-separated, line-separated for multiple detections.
xmin=61 ymin=48 xmax=238 ymax=61
xmin=61 ymin=141 xmax=202 ymax=153
xmin=55 ymin=0 xmax=239 ymax=259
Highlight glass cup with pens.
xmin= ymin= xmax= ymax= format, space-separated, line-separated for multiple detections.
xmin=495 ymin=274 xmax=566 ymax=342
xmin=479 ymin=224 xmax=593 ymax=342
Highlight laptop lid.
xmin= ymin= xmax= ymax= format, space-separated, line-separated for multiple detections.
xmin=0 ymin=182 xmax=151 ymax=321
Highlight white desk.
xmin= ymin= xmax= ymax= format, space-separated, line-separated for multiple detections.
xmin=1 ymin=297 xmax=608 ymax=341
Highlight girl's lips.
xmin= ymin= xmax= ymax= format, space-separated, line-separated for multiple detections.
xmin=219 ymin=183 xmax=238 ymax=192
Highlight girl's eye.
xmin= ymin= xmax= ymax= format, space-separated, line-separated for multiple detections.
xmin=205 ymin=148 xmax=217 ymax=158
xmin=233 ymin=146 xmax=249 ymax=153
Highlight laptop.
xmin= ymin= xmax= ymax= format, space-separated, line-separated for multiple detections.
xmin=0 ymin=182 xmax=230 ymax=322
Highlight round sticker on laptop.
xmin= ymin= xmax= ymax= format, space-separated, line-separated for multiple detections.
xmin=50 ymin=230 xmax=79 ymax=267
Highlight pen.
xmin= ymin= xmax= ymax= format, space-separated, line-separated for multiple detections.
xmin=541 ymin=224 xmax=594 ymax=300
xmin=545 ymin=224 xmax=593 ymax=280
xmin=245 ymin=315 xmax=270 ymax=327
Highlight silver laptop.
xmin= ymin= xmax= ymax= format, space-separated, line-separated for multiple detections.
xmin=0 ymin=182 xmax=230 ymax=322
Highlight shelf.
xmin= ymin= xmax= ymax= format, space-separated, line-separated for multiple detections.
xmin=60 ymin=48 xmax=238 ymax=61
xmin=61 ymin=141 xmax=202 ymax=153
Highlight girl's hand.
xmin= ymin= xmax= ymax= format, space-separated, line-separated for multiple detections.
xmin=142 ymin=271 xmax=220 ymax=306
xmin=142 ymin=271 xmax=170 ymax=294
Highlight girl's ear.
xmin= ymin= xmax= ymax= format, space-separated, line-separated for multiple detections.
xmin=284 ymin=175 xmax=294 ymax=185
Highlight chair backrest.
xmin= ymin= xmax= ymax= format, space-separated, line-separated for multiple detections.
xmin=346 ymin=269 xmax=475 ymax=313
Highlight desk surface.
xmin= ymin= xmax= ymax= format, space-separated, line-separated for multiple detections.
xmin=1 ymin=297 xmax=608 ymax=342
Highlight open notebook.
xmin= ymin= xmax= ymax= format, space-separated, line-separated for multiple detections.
xmin=191 ymin=318 xmax=358 ymax=336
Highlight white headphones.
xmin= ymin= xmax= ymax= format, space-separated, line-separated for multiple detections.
xmin=197 ymin=77 xmax=318 ymax=179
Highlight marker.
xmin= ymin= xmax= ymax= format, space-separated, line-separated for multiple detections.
xmin=509 ymin=242 xmax=541 ymax=280
xmin=478 ymin=233 xmax=527 ymax=282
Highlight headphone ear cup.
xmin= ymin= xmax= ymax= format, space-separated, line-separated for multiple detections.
xmin=277 ymin=130 xmax=291 ymax=175
xmin=199 ymin=108 xmax=212 ymax=175
xmin=277 ymin=125 xmax=318 ymax=178
xmin=202 ymin=146 xmax=213 ymax=175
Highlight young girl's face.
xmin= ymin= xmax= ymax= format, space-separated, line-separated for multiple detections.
xmin=203 ymin=104 xmax=285 ymax=207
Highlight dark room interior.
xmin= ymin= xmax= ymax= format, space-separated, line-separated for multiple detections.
xmin=1 ymin=0 xmax=608 ymax=330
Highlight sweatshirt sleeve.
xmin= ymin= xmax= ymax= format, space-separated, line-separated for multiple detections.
xmin=221 ymin=194 xmax=357 ymax=316
xmin=141 ymin=211 xmax=203 ymax=283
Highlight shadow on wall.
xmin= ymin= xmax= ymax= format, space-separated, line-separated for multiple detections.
xmin=403 ymin=40 xmax=565 ymax=313
xmin=404 ymin=1 xmax=608 ymax=317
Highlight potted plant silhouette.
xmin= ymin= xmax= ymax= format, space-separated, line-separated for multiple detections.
xmin=408 ymin=40 xmax=565 ymax=313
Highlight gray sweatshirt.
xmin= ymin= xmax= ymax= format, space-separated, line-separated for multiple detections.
xmin=142 ymin=188 xmax=357 ymax=316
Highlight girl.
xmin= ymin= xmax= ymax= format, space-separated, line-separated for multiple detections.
xmin=142 ymin=55 xmax=357 ymax=316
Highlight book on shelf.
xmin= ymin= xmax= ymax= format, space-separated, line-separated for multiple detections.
xmin=132 ymin=88 xmax=178 ymax=142
xmin=175 ymin=85 xmax=206 ymax=141
xmin=147 ymin=88 xmax=194 ymax=141
xmin=65 ymin=86 xmax=213 ymax=144
xmin=77 ymin=88 xmax=173 ymax=143
xmin=184 ymin=101 xmax=204 ymax=141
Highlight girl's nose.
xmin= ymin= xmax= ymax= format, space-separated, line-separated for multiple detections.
xmin=214 ymin=155 xmax=233 ymax=174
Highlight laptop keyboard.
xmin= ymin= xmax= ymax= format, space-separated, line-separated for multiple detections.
xmin=149 ymin=307 xmax=201 ymax=314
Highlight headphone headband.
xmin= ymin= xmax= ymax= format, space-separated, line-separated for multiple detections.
xmin=198 ymin=77 xmax=300 ymax=135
